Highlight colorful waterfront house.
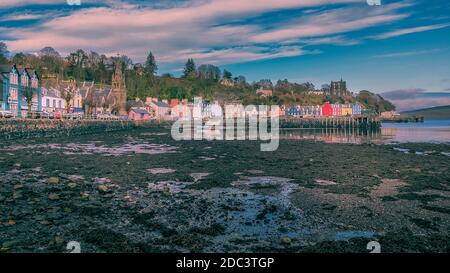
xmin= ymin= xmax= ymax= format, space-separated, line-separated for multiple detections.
xmin=171 ymin=99 xmax=192 ymax=119
xmin=128 ymin=109 xmax=151 ymax=121
xmin=0 ymin=64 xmax=42 ymax=117
xmin=331 ymin=104 xmax=342 ymax=116
xmin=256 ymin=88 xmax=273 ymax=97
xmin=287 ymin=107 xmax=300 ymax=117
xmin=278 ymin=105 xmax=286 ymax=117
xmin=322 ymin=102 xmax=332 ymax=116
xmin=341 ymin=104 xmax=353 ymax=116
xmin=127 ymin=99 xmax=146 ymax=110
xmin=244 ymin=105 xmax=259 ymax=117
xmin=41 ymin=87 xmax=66 ymax=113
xmin=352 ymin=103 xmax=362 ymax=116
xmin=146 ymin=98 xmax=171 ymax=119
xmin=224 ymin=103 xmax=244 ymax=118
xmin=170 ymin=99 xmax=179 ymax=108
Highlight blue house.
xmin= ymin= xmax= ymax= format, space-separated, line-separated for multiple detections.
xmin=0 ymin=64 xmax=42 ymax=117
xmin=352 ymin=103 xmax=362 ymax=116
xmin=287 ymin=107 xmax=300 ymax=117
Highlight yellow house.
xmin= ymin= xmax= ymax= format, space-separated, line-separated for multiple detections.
xmin=341 ymin=104 xmax=353 ymax=116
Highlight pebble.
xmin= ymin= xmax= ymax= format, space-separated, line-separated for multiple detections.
xmin=48 ymin=193 xmax=60 ymax=200
xmin=98 ymin=185 xmax=109 ymax=192
xmin=13 ymin=191 xmax=23 ymax=199
xmin=48 ymin=177 xmax=60 ymax=185
xmin=281 ymin=237 xmax=291 ymax=245
xmin=67 ymin=183 xmax=77 ymax=189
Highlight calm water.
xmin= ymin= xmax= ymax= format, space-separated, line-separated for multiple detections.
xmin=280 ymin=119 xmax=450 ymax=144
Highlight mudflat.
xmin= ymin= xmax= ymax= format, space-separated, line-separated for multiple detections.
xmin=0 ymin=124 xmax=448 ymax=253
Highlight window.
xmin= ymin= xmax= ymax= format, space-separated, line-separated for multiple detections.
xmin=46 ymin=99 xmax=50 ymax=107
xmin=58 ymin=100 xmax=61 ymax=108
xmin=53 ymin=100 xmax=56 ymax=108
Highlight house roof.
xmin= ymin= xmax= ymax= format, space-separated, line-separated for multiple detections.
xmin=152 ymin=101 xmax=170 ymax=108
xmin=130 ymin=109 xmax=150 ymax=114
xmin=127 ymin=101 xmax=145 ymax=108
xmin=0 ymin=64 xmax=13 ymax=73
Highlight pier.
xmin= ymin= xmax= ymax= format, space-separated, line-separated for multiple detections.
xmin=280 ymin=116 xmax=381 ymax=130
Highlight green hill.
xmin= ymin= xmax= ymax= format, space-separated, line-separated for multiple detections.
xmin=401 ymin=105 xmax=450 ymax=120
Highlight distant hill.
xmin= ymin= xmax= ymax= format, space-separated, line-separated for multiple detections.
xmin=401 ymin=105 xmax=450 ymax=120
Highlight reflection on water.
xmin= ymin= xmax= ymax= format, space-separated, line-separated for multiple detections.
xmin=281 ymin=120 xmax=450 ymax=144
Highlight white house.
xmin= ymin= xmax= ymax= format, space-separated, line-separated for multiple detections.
xmin=41 ymin=87 xmax=66 ymax=113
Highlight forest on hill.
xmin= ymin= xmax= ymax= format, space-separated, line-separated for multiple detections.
xmin=0 ymin=43 xmax=395 ymax=112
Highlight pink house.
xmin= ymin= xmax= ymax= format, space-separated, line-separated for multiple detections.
xmin=128 ymin=109 xmax=151 ymax=121
xmin=256 ymin=89 xmax=273 ymax=97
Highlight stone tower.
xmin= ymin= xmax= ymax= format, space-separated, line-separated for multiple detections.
xmin=112 ymin=59 xmax=127 ymax=115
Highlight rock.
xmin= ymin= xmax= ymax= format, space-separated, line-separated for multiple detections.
xmin=54 ymin=236 xmax=64 ymax=246
xmin=8 ymin=219 xmax=16 ymax=226
xmin=68 ymin=175 xmax=84 ymax=182
xmin=98 ymin=185 xmax=109 ymax=192
xmin=2 ymin=240 xmax=18 ymax=248
xmin=67 ymin=183 xmax=77 ymax=189
xmin=13 ymin=191 xmax=23 ymax=199
xmin=281 ymin=237 xmax=291 ymax=245
xmin=13 ymin=184 xmax=23 ymax=190
xmin=40 ymin=220 xmax=51 ymax=225
xmin=48 ymin=177 xmax=60 ymax=185
xmin=48 ymin=193 xmax=60 ymax=200
xmin=63 ymin=207 xmax=73 ymax=213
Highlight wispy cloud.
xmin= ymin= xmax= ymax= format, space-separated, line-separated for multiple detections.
xmin=371 ymin=22 xmax=450 ymax=39
xmin=0 ymin=0 xmax=419 ymax=68
xmin=371 ymin=48 xmax=448 ymax=58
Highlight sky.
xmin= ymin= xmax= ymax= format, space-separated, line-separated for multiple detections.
xmin=0 ymin=0 xmax=449 ymax=110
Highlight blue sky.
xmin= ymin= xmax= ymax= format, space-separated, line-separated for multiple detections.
xmin=0 ymin=0 xmax=450 ymax=110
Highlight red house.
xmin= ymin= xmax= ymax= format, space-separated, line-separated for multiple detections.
xmin=128 ymin=109 xmax=151 ymax=121
xmin=322 ymin=102 xmax=332 ymax=116
xmin=170 ymin=99 xmax=179 ymax=108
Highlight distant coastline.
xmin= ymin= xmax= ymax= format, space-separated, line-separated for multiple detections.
xmin=401 ymin=105 xmax=450 ymax=120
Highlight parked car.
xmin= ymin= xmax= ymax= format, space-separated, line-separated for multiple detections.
xmin=0 ymin=110 xmax=13 ymax=118
xmin=40 ymin=111 xmax=54 ymax=119
xmin=54 ymin=113 xmax=62 ymax=119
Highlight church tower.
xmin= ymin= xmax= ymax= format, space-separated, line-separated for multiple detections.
xmin=112 ymin=59 xmax=127 ymax=115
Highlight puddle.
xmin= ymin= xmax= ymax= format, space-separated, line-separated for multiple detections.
xmin=198 ymin=156 xmax=216 ymax=161
xmin=315 ymin=179 xmax=338 ymax=186
xmin=140 ymin=132 xmax=168 ymax=136
xmin=147 ymin=181 xmax=188 ymax=193
xmin=334 ymin=231 xmax=376 ymax=241
xmin=148 ymin=168 xmax=176 ymax=175
xmin=245 ymin=170 xmax=265 ymax=174
xmin=2 ymin=141 xmax=177 ymax=156
xmin=190 ymin=173 xmax=210 ymax=182
xmin=393 ymin=147 xmax=409 ymax=154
